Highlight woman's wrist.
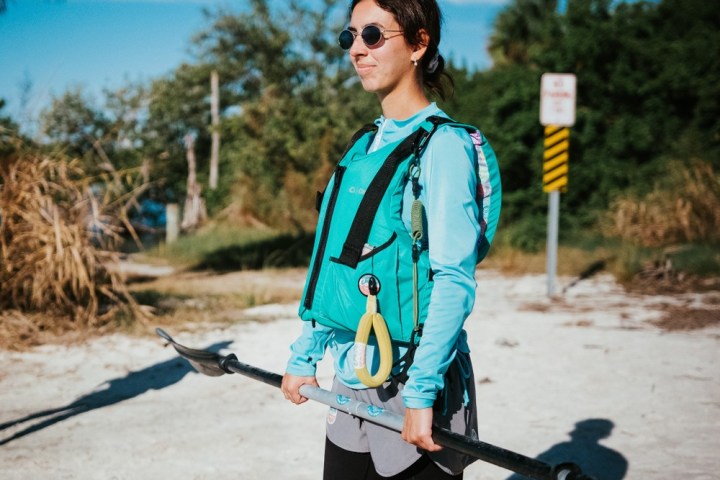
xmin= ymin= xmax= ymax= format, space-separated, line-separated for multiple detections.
xmin=401 ymin=392 xmax=436 ymax=409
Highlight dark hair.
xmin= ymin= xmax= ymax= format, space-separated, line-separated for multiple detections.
xmin=349 ymin=0 xmax=454 ymax=99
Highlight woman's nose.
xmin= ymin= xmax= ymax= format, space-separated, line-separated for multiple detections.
xmin=349 ymin=34 xmax=366 ymax=56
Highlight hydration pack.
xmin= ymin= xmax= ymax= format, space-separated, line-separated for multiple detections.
xmin=299 ymin=116 xmax=501 ymax=344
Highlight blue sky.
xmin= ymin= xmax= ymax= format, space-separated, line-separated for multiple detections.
xmin=0 ymin=0 xmax=510 ymax=127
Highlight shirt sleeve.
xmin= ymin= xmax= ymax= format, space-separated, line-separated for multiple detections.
xmin=401 ymin=126 xmax=480 ymax=409
xmin=285 ymin=320 xmax=333 ymax=377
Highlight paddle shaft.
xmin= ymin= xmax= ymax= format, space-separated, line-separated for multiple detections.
xmin=155 ymin=328 xmax=587 ymax=480
xmin=223 ymin=355 xmax=562 ymax=480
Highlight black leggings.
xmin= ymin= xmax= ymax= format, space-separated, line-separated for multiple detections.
xmin=323 ymin=437 xmax=463 ymax=480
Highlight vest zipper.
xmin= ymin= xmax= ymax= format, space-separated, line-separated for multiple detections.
xmin=304 ymin=165 xmax=347 ymax=309
xmin=368 ymin=119 xmax=385 ymax=153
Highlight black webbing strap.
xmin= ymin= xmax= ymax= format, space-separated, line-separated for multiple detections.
xmin=335 ymin=129 xmax=423 ymax=267
xmin=316 ymin=124 xmax=378 ymax=212
xmin=391 ymin=325 xmax=422 ymax=383
xmin=336 ymin=117 xmax=455 ymax=269
xmin=342 ymin=123 xmax=378 ymax=158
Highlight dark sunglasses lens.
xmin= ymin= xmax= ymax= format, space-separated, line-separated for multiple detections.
xmin=339 ymin=30 xmax=354 ymax=50
xmin=361 ymin=25 xmax=382 ymax=46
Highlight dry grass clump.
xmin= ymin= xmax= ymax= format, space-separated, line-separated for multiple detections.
xmin=651 ymin=306 xmax=720 ymax=331
xmin=0 ymin=138 xmax=145 ymax=348
xmin=606 ymin=160 xmax=720 ymax=247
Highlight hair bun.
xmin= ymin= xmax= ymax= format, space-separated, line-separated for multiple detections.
xmin=426 ymin=52 xmax=441 ymax=74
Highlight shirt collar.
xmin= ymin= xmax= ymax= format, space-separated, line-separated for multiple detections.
xmin=369 ymin=103 xmax=442 ymax=152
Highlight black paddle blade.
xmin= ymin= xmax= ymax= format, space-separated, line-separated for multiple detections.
xmin=156 ymin=328 xmax=230 ymax=377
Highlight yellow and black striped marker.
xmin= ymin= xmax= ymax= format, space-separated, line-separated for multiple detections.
xmin=543 ymin=125 xmax=570 ymax=193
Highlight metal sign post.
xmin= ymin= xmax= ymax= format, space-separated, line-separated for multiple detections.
xmin=540 ymin=73 xmax=576 ymax=297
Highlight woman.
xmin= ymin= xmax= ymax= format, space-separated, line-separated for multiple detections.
xmin=282 ymin=0 xmax=501 ymax=478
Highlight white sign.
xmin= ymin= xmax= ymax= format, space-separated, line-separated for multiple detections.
xmin=540 ymin=73 xmax=577 ymax=126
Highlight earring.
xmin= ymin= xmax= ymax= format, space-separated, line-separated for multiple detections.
xmin=412 ymin=58 xmax=418 ymax=67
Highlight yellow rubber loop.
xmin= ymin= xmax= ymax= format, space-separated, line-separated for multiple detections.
xmin=354 ymin=294 xmax=393 ymax=387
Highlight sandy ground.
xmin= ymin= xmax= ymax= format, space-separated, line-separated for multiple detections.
xmin=1 ymin=270 xmax=719 ymax=480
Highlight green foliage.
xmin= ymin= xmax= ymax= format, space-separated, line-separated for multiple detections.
xmin=0 ymin=98 xmax=23 ymax=156
xmin=194 ymin=232 xmax=315 ymax=271
xmin=497 ymin=213 xmax=547 ymax=252
xmin=488 ymin=0 xmax=560 ymax=66
xmin=40 ymin=88 xmax=112 ymax=168
xmin=194 ymin=0 xmax=376 ymax=230
xmin=38 ymin=84 xmax=150 ymax=183
xmin=149 ymin=225 xmax=279 ymax=267
xmin=143 ymin=63 xmax=214 ymax=202
xmin=4 ymin=0 xmax=718 ymax=264
xmin=443 ymin=0 xmax=720 ymax=247
xmin=670 ymin=245 xmax=720 ymax=278
xmin=147 ymin=224 xmax=313 ymax=272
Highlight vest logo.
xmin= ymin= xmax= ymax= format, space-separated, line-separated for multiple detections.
xmin=358 ymin=274 xmax=381 ymax=296
xmin=348 ymin=186 xmax=367 ymax=195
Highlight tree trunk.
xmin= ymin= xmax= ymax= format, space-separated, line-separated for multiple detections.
xmin=209 ymin=70 xmax=220 ymax=190
xmin=141 ymin=157 xmax=151 ymax=184
xmin=181 ymin=133 xmax=206 ymax=230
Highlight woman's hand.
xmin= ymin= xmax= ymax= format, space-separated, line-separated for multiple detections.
xmin=402 ymin=407 xmax=443 ymax=452
xmin=281 ymin=373 xmax=319 ymax=405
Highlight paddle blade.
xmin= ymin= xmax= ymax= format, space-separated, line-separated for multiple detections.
xmin=156 ymin=328 xmax=229 ymax=377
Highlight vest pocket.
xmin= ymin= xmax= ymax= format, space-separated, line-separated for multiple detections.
xmin=319 ymin=234 xmax=402 ymax=340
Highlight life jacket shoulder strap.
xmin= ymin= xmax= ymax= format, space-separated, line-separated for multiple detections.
xmin=336 ymin=118 xmax=455 ymax=269
xmin=341 ymin=123 xmax=378 ymax=158
xmin=426 ymin=115 xmax=475 ymax=135
xmin=336 ymin=115 xmax=500 ymax=269
xmin=316 ymin=124 xmax=377 ymax=212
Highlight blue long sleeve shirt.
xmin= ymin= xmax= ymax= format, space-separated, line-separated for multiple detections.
xmin=286 ymin=103 xmax=480 ymax=409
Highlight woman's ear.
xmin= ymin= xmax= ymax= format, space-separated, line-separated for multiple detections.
xmin=412 ymin=29 xmax=430 ymax=61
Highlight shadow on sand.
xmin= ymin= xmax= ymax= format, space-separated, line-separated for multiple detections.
xmin=506 ymin=418 xmax=628 ymax=480
xmin=0 ymin=340 xmax=232 ymax=446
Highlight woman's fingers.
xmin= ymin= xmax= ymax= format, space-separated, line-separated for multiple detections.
xmin=402 ymin=407 xmax=443 ymax=452
xmin=281 ymin=373 xmax=319 ymax=405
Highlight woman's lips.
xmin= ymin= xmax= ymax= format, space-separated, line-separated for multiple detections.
xmin=355 ymin=64 xmax=375 ymax=75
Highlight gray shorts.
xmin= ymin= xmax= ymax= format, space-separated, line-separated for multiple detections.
xmin=326 ymin=352 xmax=478 ymax=477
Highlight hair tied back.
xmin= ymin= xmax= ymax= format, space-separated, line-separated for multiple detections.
xmin=426 ymin=51 xmax=440 ymax=74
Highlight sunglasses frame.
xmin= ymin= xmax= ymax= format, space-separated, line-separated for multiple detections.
xmin=338 ymin=24 xmax=404 ymax=50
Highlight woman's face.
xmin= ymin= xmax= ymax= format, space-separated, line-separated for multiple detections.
xmin=348 ymin=0 xmax=418 ymax=99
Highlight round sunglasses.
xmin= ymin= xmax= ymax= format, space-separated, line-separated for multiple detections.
xmin=338 ymin=25 xmax=403 ymax=50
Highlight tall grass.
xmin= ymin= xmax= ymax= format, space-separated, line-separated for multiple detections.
xmin=146 ymin=224 xmax=282 ymax=267
xmin=0 ymin=137 xmax=145 ymax=346
xmin=482 ymin=234 xmax=613 ymax=278
xmin=605 ymin=160 xmax=720 ymax=247
xmin=142 ymin=220 xmax=315 ymax=273
xmin=484 ymin=227 xmax=720 ymax=285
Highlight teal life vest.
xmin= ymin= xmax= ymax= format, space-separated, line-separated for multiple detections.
xmin=299 ymin=116 xmax=501 ymax=344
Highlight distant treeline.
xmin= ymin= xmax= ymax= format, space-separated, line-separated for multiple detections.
xmin=2 ymin=0 xmax=718 ymax=250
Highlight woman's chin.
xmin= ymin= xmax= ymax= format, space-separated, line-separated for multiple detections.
xmin=359 ymin=80 xmax=378 ymax=94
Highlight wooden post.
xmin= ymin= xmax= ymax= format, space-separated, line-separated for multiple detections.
xmin=166 ymin=203 xmax=179 ymax=243
xmin=209 ymin=70 xmax=220 ymax=190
